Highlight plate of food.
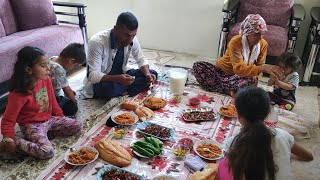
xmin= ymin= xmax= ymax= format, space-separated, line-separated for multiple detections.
xmin=111 ymin=111 xmax=139 ymax=125
xmin=143 ymin=97 xmax=167 ymax=110
xmin=97 ymin=165 xmax=144 ymax=180
xmin=136 ymin=121 xmax=175 ymax=141
xmin=64 ymin=146 xmax=99 ymax=166
xmin=130 ymin=136 xmax=163 ymax=158
xmin=193 ymin=139 xmax=223 ymax=161
xmin=218 ymin=104 xmax=237 ymax=118
xmin=182 ymin=107 xmax=217 ymax=122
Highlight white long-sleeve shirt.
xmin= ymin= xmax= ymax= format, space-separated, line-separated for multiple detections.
xmin=82 ymin=29 xmax=148 ymax=98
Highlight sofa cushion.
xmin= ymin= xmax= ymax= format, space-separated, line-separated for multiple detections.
xmin=228 ymin=23 xmax=288 ymax=57
xmin=0 ymin=19 xmax=5 ymax=37
xmin=0 ymin=25 xmax=83 ymax=83
xmin=10 ymin=0 xmax=58 ymax=31
xmin=0 ymin=0 xmax=18 ymax=35
xmin=237 ymin=0 xmax=293 ymax=28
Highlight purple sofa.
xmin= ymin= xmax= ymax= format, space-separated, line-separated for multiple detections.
xmin=0 ymin=0 xmax=87 ymax=110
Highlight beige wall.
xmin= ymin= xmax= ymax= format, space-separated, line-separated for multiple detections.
xmin=63 ymin=0 xmax=320 ymax=58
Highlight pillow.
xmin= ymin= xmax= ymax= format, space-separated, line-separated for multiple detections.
xmin=11 ymin=0 xmax=58 ymax=31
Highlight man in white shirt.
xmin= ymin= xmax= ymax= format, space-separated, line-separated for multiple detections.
xmin=82 ymin=12 xmax=157 ymax=99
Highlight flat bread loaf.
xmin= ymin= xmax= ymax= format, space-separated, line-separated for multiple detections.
xmin=188 ymin=163 xmax=218 ymax=180
xmin=94 ymin=138 xmax=132 ymax=167
xmin=121 ymin=101 xmax=139 ymax=111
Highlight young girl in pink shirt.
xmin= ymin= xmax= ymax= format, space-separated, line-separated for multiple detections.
xmin=0 ymin=46 xmax=82 ymax=159
xmin=218 ymin=87 xmax=313 ymax=180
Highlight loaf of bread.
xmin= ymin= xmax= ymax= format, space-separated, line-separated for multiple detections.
xmin=188 ymin=163 xmax=218 ymax=180
xmin=94 ymin=138 xmax=132 ymax=167
xmin=134 ymin=108 xmax=147 ymax=121
xmin=121 ymin=101 xmax=139 ymax=111
xmin=140 ymin=106 xmax=155 ymax=118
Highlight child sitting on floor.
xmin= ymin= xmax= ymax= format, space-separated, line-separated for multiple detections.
xmin=217 ymin=86 xmax=313 ymax=180
xmin=0 ymin=46 xmax=82 ymax=159
xmin=49 ymin=43 xmax=86 ymax=116
xmin=267 ymin=52 xmax=302 ymax=110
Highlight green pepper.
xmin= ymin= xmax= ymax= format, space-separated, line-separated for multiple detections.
xmin=140 ymin=132 xmax=153 ymax=144
xmin=134 ymin=141 xmax=161 ymax=155
xmin=132 ymin=145 xmax=154 ymax=157
xmin=150 ymin=137 xmax=160 ymax=149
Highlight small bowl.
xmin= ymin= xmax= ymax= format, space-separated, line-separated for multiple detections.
xmin=173 ymin=146 xmax=189 ymax=160
xmin=111 ymin=125 xmax=128 ymax=139
xmin=189 ymin=97 xmax=200 ymax=106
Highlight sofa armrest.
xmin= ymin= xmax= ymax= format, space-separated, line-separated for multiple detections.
xmin=292 ymin=4 xmax=305 ymax=21
xmin=222 ymin=0 xmax=240 ymax=13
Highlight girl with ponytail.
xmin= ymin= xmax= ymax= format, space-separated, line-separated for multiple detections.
xmin=217 ymin=87 xmax=313 ymax=180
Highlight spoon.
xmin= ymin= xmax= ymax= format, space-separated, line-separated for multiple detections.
xmin=70 ymin=147 xmax=77 ymax=152
xmin=203 ymin=148 xmax=222 ymax=157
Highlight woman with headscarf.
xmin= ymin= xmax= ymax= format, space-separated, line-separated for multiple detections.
xmin=193 ymin=14 xmax=283 ymax=96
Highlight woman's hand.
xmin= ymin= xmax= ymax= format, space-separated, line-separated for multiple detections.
xmin=0 ymin=140 xmax=17 ymax=155
xmin=259 ymin=65 xmax=283 ymax=78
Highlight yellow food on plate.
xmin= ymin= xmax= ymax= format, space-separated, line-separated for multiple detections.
xmin=114 ymin=113 xmax=136 ymax=124
xmin=219 ymin=104 xmax=237 ymax=117
xmin=143 ymin=97 xmax=167 ymax=110
xmin=68 ymin=148 xmax=97 ymax=164
xmin=196 ymin=143 xmax=222 ymax=159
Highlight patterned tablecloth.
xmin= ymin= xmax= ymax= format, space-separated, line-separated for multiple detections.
xmin=36 ymin=82 xmax=241 ymax=180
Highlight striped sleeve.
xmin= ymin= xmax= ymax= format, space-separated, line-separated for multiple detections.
xmin=287 ymin=72 xmax=299 ymax=88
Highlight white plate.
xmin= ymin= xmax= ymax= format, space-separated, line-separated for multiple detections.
xmin=217 ymin=106 xmax=237 ymax=118
xmin=111 ymin=111 xmax=139 ymax=125
xmin=193 ymin=139 xmax=223 ymax=161
xmin=130 ymin=138 xmax=163 ymax=158
xmin=153 ymin=175 xmax=177 ymax=180
xmin=64 ymin=146 xmax=99 ymax=166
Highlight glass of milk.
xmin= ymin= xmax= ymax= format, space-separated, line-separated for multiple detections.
xmin=264 ymin=105 xmax=279 ymax=128
xmin=168 ymin=68 xmax=188 ymax=102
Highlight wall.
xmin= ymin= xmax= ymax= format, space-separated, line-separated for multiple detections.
xmin=65 ymin=0 xmax=224 ymax=58
xmin=63 ymin=0 xmax=320 ymax=59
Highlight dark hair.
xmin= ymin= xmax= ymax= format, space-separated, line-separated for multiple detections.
xmin=228 ymin=86 xmax=277 ymax=180
xmin=59 ymin=43 xmax=86 ymax=64
xmin=10 ymin=46 xmax=46 ymax=95
xmin=277 ymin=52 xmax=301 ymax=71
xmin=116 ymin=12 xmax=138 ymax=30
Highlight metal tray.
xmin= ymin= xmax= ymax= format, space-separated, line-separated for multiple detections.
xmin=181 ymin=107 xmax=217 ymax=122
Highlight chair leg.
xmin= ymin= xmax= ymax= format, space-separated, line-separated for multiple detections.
xmin=218 ymin=31 xmax=228 ymax=58
xmin=287 ymin=39 xmax=296 ymax=53
xmin=302 ymin=44 xmax=320 ymax=83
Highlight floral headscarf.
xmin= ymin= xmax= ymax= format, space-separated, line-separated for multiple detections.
xmin=238 ymin=14 xmax=267 ymax=65
xmin=239 ymin=14 xmax=267 ymax=36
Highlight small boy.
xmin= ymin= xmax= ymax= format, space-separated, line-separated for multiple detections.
xmin=267 ymin=52 xmax=301 ymax=110
xmin=49 ymin=43 xmax=86 ymax=116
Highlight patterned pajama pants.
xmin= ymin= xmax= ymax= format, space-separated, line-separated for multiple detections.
xmin=192 ymin=61 xmax=254 ymax=94
xmin=15 ymin=116 xmax=82 ymax=159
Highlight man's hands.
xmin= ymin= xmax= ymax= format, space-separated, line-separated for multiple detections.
xmin=145 ymin=73 xmax=156 ymax=83
xmin=114 ymin=74 xmax=135 ymax=85
xmin=0 ymin=140 xmax=17 ymax=155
